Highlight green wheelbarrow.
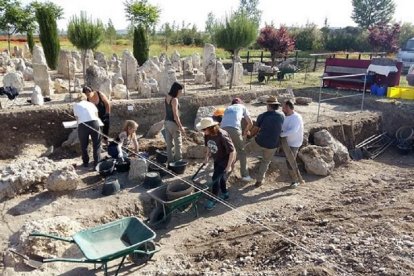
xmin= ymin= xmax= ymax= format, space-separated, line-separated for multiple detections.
xmin=29 ymin=217 xmax=159 ymax=276
xmin=147 ymin=163 xmax=213 ymax=229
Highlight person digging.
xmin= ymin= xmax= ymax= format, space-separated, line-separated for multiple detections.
xmin=197 ymin=117 xmax=236 ymax=210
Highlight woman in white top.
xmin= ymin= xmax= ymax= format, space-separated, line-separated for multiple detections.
xmin=73 ymin=100 xmax=102 ymax=168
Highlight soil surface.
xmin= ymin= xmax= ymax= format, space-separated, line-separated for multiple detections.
xmin=1 ymin=98 xmax=413 ymax=276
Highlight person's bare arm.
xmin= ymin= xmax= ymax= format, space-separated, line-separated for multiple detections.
xmin=171 ymin=98 xmax=185 ymax=132
xmin=100 ymin=92 xmax=111 ymax=114
xmin=243 ymin=114 xmax=253 ymax=136
xmin=204 ymin=147 xmax=210 ymax=164
xmin=131 ymin=133 xmax=139 ymax=155
xmin=225 ymin=150 xmax=236 ymax=173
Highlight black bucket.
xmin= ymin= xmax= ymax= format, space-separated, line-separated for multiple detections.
xmin=156 ymin=150 xmax=168 ymax=164
xmin=143 ymin=172 xmax=163 ymax=189
xmin=168 ymin=160 xmax=188 ymax=175
xmin=148 ymin=163 xmax=168 ymax=177
xmin=102 ymin=177 xmax=120 ymax=196
xmin=115 ymin=157 xmax=130 ymax=172
xmin=96 ymin=159 xmax=116 ymax=177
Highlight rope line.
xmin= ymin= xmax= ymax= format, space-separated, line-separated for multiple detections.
xmin=67 ymin=112 xmax=349 ymax=275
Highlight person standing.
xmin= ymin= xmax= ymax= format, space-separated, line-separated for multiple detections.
xmin=221 ymin=98 xmax=253 ymax=182
xmin=281 ymin=100 xmax=304 ymax=188
xmin=164 ymin=82 xmax=185 ymax=163
xmin=248 ymin=96 xmax=284 ymax=187
xmin=73 ymin=99 xmax=102 ymax=168
xmin=197 ymin=117 xmax=236 ymax=210
xmin=82 ymin=86 xmax=111 ymax=144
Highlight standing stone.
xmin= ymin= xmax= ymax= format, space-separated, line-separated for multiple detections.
xmin=54 ymin=78 xmax=68 ymax=94
xmin=228 ymin=62 xmax=244 ymax=86
xmin=159 ymin=66 xmax=177 ymax=94
xmin=128 ymin=159 xmax=148 ymax=182
xmin=183 ymin=56 xmax=193 ymax=76
xmin=203 ymin=43 xmax=216 ymax=75
xmin=31 ymin=85 xmax=44 ymax=105
xmin=194 ymin=106 xmax=216 ymax=129
xmin=211 ymin=61 xmax=227 ymax=88
xmin=32 ymin=45 xmax=47 ymax=66
xmin=139 ymin=59 xmax=161 ymax=83
xmin=71 ymin=51 xmax=82 ymax=72
xmin=82 ymin=49 xmax=95 ymax=71
xmin=122 ymin=50 xmax=138 ymax=90
xmin=113 ymin=84 xmax=127 ymax=99
xmin=13 ymin=46 xmax=23 ymax=58
xmin=85 ymin=65 xmax=112 ymax=97
xmin=94 ymin=51 xmax=108 ymax=69
xmin=148 ymin=78 xmax=159 ymax=94
xmin=33 ymin=64 xmax=52 ymax=97
xmin=3 ymin=72 xmax=25 ymax=92
xmin=57 ymin=50 xmax=75 ymax=79
xmin=14 ymin=58 xmax=26 ymax=72
xmin=192 ymin=53 xmax=201 ymax=69
xmin=170 ymin=50 xmax=181 ymax=72
xmin=23 ymin=44 xmax=31 ymax=59
xmin=23 ymin=67 xmax=34 ymax=81
xmin=205 ymin=53 xmax=217 ymax=82
xmin=194 ymin=73 xmax=206 ymax=84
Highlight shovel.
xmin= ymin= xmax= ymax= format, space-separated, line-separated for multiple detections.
xmin=9 ymin=249 xmax=43 ymax=269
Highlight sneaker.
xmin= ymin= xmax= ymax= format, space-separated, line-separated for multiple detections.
xmin=242 ymin=175 xmax=254 ymax=182
xmin=205 ymin=200 xmax=216 ymax=210
xmin=219 ymin=192 xmax=229 ymax=200
xmin=290 ymin=182 xmax=299 ymax=188
xmin=254 ymin=181 xmax=263 ymax=187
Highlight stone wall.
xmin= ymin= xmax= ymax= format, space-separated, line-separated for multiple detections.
xmin=0 ymin=89 xmax=278 ymax=159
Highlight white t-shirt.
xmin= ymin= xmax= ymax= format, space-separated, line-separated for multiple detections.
xmin=221 ymin=104 xmax=250 ymax=130
xmin=280 ymin=112 xmax=304 ymax=148
xmin=73 ymin=101 xmax=99 ymax=124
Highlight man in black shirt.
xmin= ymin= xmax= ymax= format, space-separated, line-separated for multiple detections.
xmin=248 ymin=96 xmax=284 ymax=187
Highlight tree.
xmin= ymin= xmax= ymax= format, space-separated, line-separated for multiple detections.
xmin=368 ymin=23 xmax=400 ymax=53
xmin=214 ymin=13 xmax=257 ymax=89
xmin=0 ymin=0 xmax=26 ymax=52
xmin=257 ymin=25 xmax=295 ymax=66
xmin=351 ymin=0 xmax=395 ymax=29
xmin=290 ymin=23 xmax=321 ymax=51
xmin=67 ymin=11 xmax=105 ymax=79
xmin=160 ymin=23 xmax=172 ymax=51
xmin=237 ymin=0 xmax=262 ymax=27
xmin=399 ymin=23 xmax=414 ymax=48
xmin=35 ymin=3 xmax=61 ymax=69
xmin=124 ymin=0 xmax=160 ymax=30
xmin=105 ymin=19 xmax=117 ymax=44
xmin=21 ymin=4 xmax=37 ymax=53
xmin=133 ymin=24 xmax=148 ymax=65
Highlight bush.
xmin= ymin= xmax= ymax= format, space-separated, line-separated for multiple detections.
xmin=115 ymin=39 xmax=130 ymax=46
xmin=133 ymin=24 xmax=149 ymax=65
xmin=324 ymin=26 xmax=369 ymax=52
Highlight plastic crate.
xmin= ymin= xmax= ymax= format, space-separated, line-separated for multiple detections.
xmin=400 ymin=86 xmax=414 ymax=100
xmin=387 ymin=87 xmax=401 ymax=98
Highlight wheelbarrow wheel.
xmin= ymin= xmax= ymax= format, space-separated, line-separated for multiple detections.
xmin=149 ymin=205 xmax=172 ymax=229
xmin=129 ymin=241 xmax=156 ymax=266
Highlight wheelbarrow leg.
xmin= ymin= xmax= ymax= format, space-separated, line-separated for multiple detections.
xmin=114 ymin=255 xmax=127 ymax=276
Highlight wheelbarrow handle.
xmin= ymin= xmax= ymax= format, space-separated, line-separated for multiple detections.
xmin=42 ymin=257 xmax=88 ymax=264
xmin=132 ymin=247 xmax=160 ymax=255
xmin=191 ymin=163 xmax=206 ymax=181
xmin=29 ymin=232 xmax=74 ymax=243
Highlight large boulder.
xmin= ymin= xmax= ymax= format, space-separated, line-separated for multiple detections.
xmin=228 ymin=61 xmax=244 ymax=86
xmin=145 ymin=120 xmax=164 ymax=138
xmin=94 ymin=51 xmax=108 ymax=69
xmin=31 ymin=85 xmax=44 ymax=106
xmin=85 ymin=65 xmax=112 ymax=97
xmin=313 ymin=129 xmax=350 ymax=167
xmin=54 ymin=78 xmax=69 ymax=94
xmin=185 ymin=145 xmax=206 ymax=159
xmin=22 ymin=67 xmax=34 ymax=81
xmin=139 ymin=59 xmax=162 ymax=83
xmin=298 ymin=145 xmax=335 ymax=176
xmin=194 ymin=106 xmax=216 ymax=129
xmin=3 ymin=72 xmax=24 ymax=92
xmin=112 ymin=84 xmax=127 ymax=99
xmin=32 ymin=45 xmax=47 ymax=66
xmin=46 ymin=167 xmax=80 ymax=192
xmin=57 ymin=50 xmax=75 ymax=79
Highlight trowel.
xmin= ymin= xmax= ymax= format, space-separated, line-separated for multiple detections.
xmin=9 ymin=249 xmax=43 ymax=269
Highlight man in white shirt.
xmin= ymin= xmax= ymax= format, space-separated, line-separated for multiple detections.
xmin=221 ymin=98 xmax=253 ymax=182
xmin=73 ymin=100 xmax=102 ymax=168
xmin=280 ymin=100 xmax=304 ymax=188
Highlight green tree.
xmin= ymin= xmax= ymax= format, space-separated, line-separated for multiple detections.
xmin=0 ymin=0 xmax=26 ymax=52
xmin=160 ymin=22 xmax=173 ymax=51
xmin=205 ymin=12 xmax=216 ymax=42
xmin=21 ymin=4 xmax=37 ymax=53
xmin=214 ymin=12 xmax=257 ymax=89
xmin=237 ymin=0 xmax=261 ymax=27
xmin=67 ymin=11 xmax=104 ymax=79
xmin=35 ymin=3 xmax=61 ymax=69
xmin=105 ymin=19 xmax=117 ymax=44
xmin=124 ymin=0 xmax=160 ymax=30
xmin=399 ymin=23 xmax=414 ymax=48
xmin=351 ymin=0 xmax=395 ymax=29
xmin=291 ymin=23 xmax=321 ymax=51
xmin=133 ymin=24 xmax=148 ymax=65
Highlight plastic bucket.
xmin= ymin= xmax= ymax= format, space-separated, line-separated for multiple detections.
xmin=376 ymin=86 xmax=386 ymax=97
xmin=370 ymin=84 xmax=378 ymax=95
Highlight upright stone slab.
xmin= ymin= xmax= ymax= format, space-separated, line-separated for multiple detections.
xmin=57 ymin=50 xmax=75 ymax=79
xmin=23 ymin=44 xmax=31 ymax=59
xmin=228 ymin=61 xmax=244 ymax=86
xmin=203 ymin=43 xmax=216 ymax=75
xmin=71 ymin=51 xmax=82 ymax=72
xmin=128 ymin=159 xmax=148 ymax=182
xmin=31 ymin=85 xmax=44 ymax=105
xmin=192 ymin=53 xmax=201 ymax=69
xmin=205 ymin=53 xmax=217 ymax=82
xmin=159 ymin=65 xmax=177 ymax=94
xmin=94 ymin=51 xmax=108 ymax=69
xmin=211 ymin=61 xmax=227 ymax=88
xmin=33 ymin=64 xmax=52 ymax=97
xmin=85 ymin=65 xmax=112 ymax=97
xmin=32 ymin=45 xmax=47 ymax=66
xmin=171 ymin=50 xmax=181 ymax=72
xmin=183 ymin=56 xmax=193 ymax=76
xmin=122 ymin=50 xmax=138 ymax=90
xmin=139 ymin=59 xmax=161 ymax=83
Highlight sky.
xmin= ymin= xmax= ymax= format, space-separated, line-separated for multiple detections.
xmin=21 ymin=0 xmax=414 ymax=31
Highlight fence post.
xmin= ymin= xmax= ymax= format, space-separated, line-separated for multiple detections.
xmin=313 ymin=56 xmax=318 ymax=72
xmin=246 ymin=51 xmax=250 ymax=63
xmin=260 ymin=51 xmax=264 ymax=63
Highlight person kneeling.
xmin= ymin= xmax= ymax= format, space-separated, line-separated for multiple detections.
xmin=108 ymin=120 xmax=139 ymax=159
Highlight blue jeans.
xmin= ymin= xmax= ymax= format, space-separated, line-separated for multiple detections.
xmin=212 ymin=162 xmax=228 ymax=196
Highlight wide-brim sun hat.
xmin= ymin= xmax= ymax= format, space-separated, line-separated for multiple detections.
xmin=266 ymin=95 xmax=280 ymax=105
xmin=196 ymin=117 xmax=219 ymax=130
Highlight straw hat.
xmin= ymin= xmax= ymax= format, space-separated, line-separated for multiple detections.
xmin=266 ymin=96 xmax=280 ymax=105
xmin=196 ymin=117 xmax=219 ymax=130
